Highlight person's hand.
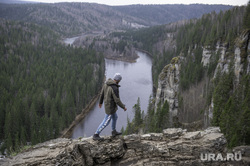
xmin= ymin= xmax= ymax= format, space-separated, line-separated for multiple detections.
xmin=124 ymin=107 xmax=127 ymax=111
xmin=99 ymin=104 xmax=102 ymax=108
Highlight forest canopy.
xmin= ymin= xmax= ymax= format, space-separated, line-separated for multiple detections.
xmin=0 ymin=19 xmax=105 ymax=153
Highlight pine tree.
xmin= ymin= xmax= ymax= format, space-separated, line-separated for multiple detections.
xmin=0 ymin=101 xmax=4 ymax=139
xmin=219 ymin=97 xmax=237 ymax=147
xmin=44 ymin=96 xmax=51 ymax=116
xmin=212 ymin=71 xmax=234 ymax=126
xmin=6 ymin=133 xmax=13 ymax=153
xmin=159 ymin=100 xmax=170 ymax=130
xmin=124 ymin=117 xmax=132 ymax=135
xmin=133 ymin=98 xmax=143 ymax=128
xmin=239 ymin=77 xmax=250 ymax=145
xmin=20 ymin=127 xmax=27 ymax=146
xmin=31 ymin=129 xmax=37 ymax=145
xmin=14 ymin=132 xmax=20 ymax=151
xmin=4 ymin=112 xmax=12 ymax=142
xmin=154 ymin=101 xmax=169 ymax=132
xmin=243 ymin=1 xmax=250 ymax=29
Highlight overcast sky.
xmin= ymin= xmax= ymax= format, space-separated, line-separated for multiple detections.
xmin=23 ymin=0 xmax=248 ymax=6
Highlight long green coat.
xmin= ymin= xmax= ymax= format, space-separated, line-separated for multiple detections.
xmin=99 ymin=78 xmax=126 ymax=114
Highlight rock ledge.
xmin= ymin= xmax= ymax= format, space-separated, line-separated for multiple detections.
xmin=1 ymin=127 xmax=250 ymax=166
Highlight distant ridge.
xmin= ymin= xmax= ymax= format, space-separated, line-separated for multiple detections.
xmin=112 ymin=4 xmax=233 ymax=25
xmin=0 ymin=2 xmax=233 ymax=36
xmin=0 ymin=0 xmax=39 ymax=4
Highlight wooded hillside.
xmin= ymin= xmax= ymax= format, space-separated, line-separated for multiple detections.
xmin=0 ymin=3 xmax=233 ymax=36
xmin=0 ymin=19 xmax=105 ymax=153
xmin=121 ymin=4 xmax=250 ymax=148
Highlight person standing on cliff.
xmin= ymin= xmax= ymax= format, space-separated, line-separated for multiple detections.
xmin=93 ymin=73 xmax=127 ymax=141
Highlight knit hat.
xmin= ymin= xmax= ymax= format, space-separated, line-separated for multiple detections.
xmin=113 ymin=73 xmax=122 ymax=81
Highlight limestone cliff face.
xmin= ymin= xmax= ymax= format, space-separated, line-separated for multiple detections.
xmin=202 ymin=30 xmax=250 ymax=79
xmin=156 ymin=30 xmax=250 ymax=129
xmin=155 ymin=56 xmax=183 ymax=126
xmin=1 ymin=127 xmax=250 ymax=166
xmin=203 ymin=30 xmax=250 ymax=126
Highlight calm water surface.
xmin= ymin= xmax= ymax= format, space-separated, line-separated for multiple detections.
xmin=72 ymin=52 xmax=153 ymax=138
xmin=63 ymin=36 xmax=79 ymax=45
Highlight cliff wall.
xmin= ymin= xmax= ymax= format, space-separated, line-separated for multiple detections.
xmin=155 ymin=56 xmax=182 ymax=127
xmin=155 ymin=30 xmax=250 ymax=129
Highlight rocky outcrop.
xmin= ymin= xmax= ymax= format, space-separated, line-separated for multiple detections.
xmin=155 ymin=56 xmax=183 ymax=126
xmin=1 ymin=127 xmax=250 ymax=166
xmin=213 ymin=30 xmax=250 ymax=80
xmin=156 ymin=30 xmax=250 ymax=129
xmin=204 ymin=30 xmax=250 ymax=126
xmin=201 ymin=47 xmax=212 ymax=67
xmin=234 ymin=30 xmax=250 ymax=79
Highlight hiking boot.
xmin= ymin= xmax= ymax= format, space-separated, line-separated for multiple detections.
xmin=112 ymin=130 xmax=122 ymax=137
xmin=93 ymin=134 xmax=104 ymax=141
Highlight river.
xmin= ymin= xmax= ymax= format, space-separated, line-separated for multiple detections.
xmin=63 ymin=37 xmax=153 ymax=138
xmin=63 ymin=36 xmax=79 ymax=45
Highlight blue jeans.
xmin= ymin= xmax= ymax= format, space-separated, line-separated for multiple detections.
xmin=95 ymin=113 xmax=118 ymax=135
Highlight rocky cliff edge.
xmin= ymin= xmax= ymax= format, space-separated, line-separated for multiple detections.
xmin=1 ymin=127 xmax=250 ymax=166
